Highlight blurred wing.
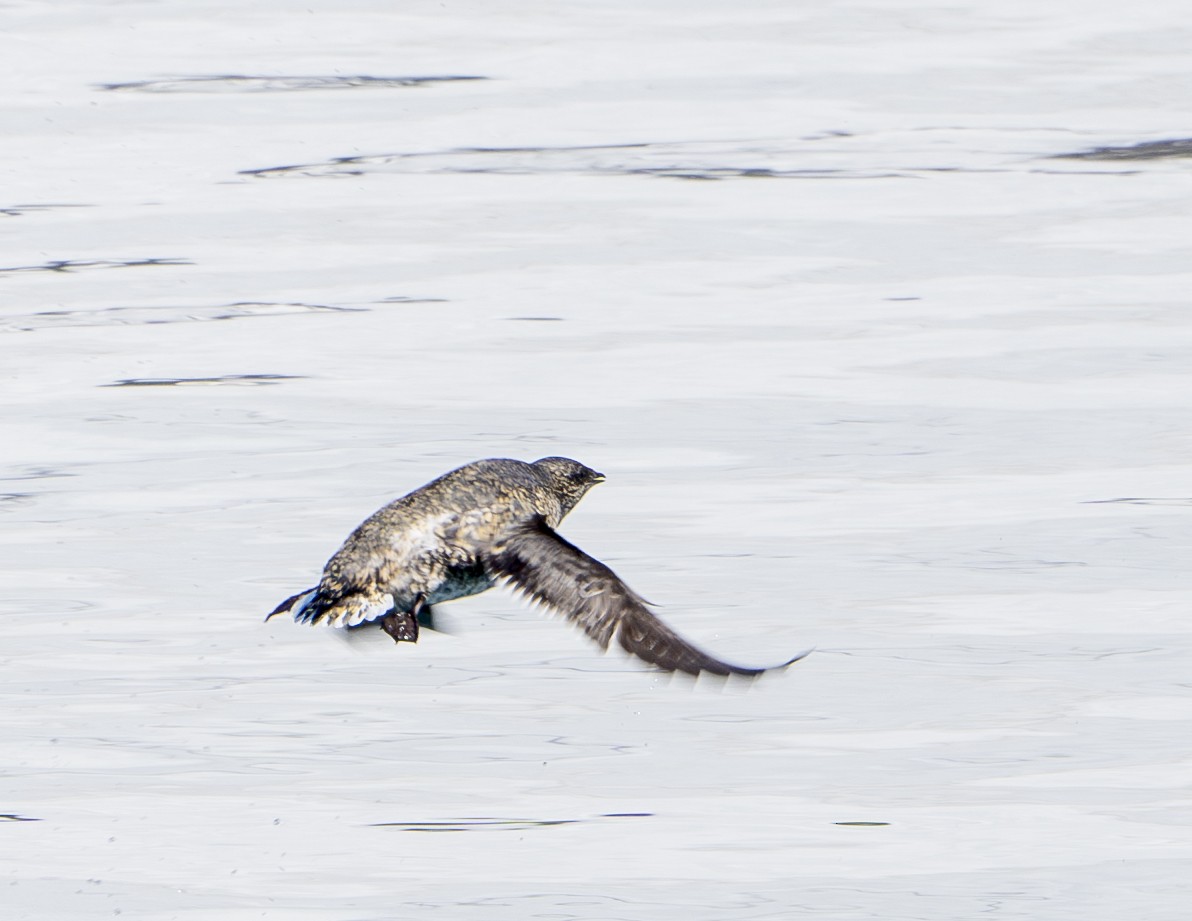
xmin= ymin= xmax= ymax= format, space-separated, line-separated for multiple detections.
xmin=486 ymin=516 xmax=806 ymax=677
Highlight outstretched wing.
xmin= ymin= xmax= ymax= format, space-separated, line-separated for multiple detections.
xmin=485 ymin=516 xmax=807 ymax=677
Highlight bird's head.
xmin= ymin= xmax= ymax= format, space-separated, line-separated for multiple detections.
xmin=532 ymin=456 xmax=606 ymax=515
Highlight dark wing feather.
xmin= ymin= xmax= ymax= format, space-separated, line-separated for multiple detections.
xmin=266 ymin=588 xmax=316 ymax=622
xmin=485 ymin=516 xmax=806 ymax=677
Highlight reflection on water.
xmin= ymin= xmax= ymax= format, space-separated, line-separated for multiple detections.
xmin=102 ymin=374 xmax=304 ymax=387
xmin=370 ymin=813 xmax=651 ymax=832
xmin=237 ymin=129 xmax=1192 ymax=182
xmin=1082 ymin=497 xmax=1192 ymax=506
xmin=0 ymin=203 xmax=90 ymax=218
xmin=238 ymin=137 xmax=915 ymax=181
xmin=1 ymin=302 xmax=359 ymax=332
xmin=98 ymin=74 xmax=487 ymax=93
xmin=0 ymin=257 xmax=191 ymax=275
xmin=1055 ymin=138 xmax=1192 ymax=161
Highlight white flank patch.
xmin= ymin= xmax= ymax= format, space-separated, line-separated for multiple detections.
xmin=329 ymin=595 xmax=395 ymax=628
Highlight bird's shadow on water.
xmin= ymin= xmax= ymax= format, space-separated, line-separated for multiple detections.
xmin=327 ymin=617 xmax=814 ymax=688
xmin=320 ymin=643 xmax=806 ymax=693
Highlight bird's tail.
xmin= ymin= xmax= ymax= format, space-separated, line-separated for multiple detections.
xmin=266 ymin=586 xmax=400 ymax=629
xmin=265 ymin=588 xmax=320 ymax=623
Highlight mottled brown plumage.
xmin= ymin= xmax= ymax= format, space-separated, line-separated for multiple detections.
xmin=267 ymin=457 xmax=804 ymax=677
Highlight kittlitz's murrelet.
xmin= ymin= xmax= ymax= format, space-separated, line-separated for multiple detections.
xmin=267 ymin=457 xmax=805 ymax=677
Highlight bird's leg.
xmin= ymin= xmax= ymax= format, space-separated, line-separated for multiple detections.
xmin=411 ymin=592 xmax=441 ymax=633
xmin=416 ymin=603 xmax=438 ymax=633
xmin=380 ymin=593 xmax=428 ymax=645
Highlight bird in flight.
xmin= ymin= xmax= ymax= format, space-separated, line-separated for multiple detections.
xmin=267 ymin=457 xmax=806 ymax=677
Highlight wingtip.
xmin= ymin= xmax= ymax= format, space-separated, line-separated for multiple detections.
xmin=781 ymin=646 xmax=816 ymax=668
xmin=710 ymin=646 xmax=815 ymax=680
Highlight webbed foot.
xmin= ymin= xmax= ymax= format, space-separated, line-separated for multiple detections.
xmin=381 ymin=611 xmax=419 ymax=643
xmin=380 ymin=594 xmax=435 ymax=644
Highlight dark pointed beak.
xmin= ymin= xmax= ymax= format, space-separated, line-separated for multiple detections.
xmin=592 ymin=471 xmax=606 ymax=483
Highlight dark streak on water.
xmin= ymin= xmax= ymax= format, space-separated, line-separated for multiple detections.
xmin=97 ymin=75 xmax=487 ymax=93
xmin=103 ymin=374 xmax=304 ymax=387
xmin=373 ymin=818 xmax=580 ymax=833
xmin=643 ymin=168 xmax=859 ymax=180
xmin=239 ymin=143 xmax=646 ymax=178
xmin=369 ymin=813 xmax=651 ymax=832
xmin=239 ymin=143 xmax=876 ymax=182
xmin=220 ymin=300 xmax=355 ymax=312
xmin=1082 ymin=497 xmax=1192 ymax=506
xmin=0 ymin=258 xmax=191 ymax=276
xmin=0 ymin=204 xmax=91 ymax=218
xmin=1 ymin=301 xmax=367 ymax=332
xmin=1053 ymin=138 xmax=1192 ymax=161
xmin=0 ymin=467 xmax=76 ymax=482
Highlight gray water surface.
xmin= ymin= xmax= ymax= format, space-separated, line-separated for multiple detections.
xmin=4 ymin=1 xmax=1192 ymax=918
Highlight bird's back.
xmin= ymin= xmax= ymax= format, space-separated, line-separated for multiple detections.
xmin=349 ymin=458 xmax=563 ymax=545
